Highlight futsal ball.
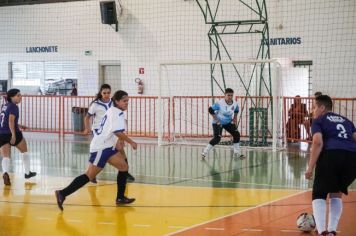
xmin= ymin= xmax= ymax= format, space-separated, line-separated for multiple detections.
xmin=296 ymin=212 xmax=316 ymax=232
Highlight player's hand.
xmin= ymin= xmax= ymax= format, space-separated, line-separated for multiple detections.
xmin=232 ymin=117 xmax=237 ymax=125
xmin=305 ymin=168 xmax=313 ymax=180
xmin=82 ymin=129 xmax=91 ymax=135
xmin=10 ymin=135 xmax=16 ymax=145
xmin=130 ymin=141 xmax=137 ymax=150
xmin=19 ymin=125 xmax=28 ymax=131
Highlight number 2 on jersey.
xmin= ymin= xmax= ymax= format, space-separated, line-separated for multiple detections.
xmin=336 ymin=124 xmax=348 ymax=139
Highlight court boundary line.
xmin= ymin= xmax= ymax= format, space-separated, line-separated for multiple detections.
xmin=164 ymin=190 xmax=309 ymax=236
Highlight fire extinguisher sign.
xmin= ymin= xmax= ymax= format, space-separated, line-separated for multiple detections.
xmin=139 ymin=68 xmax=144 ymax=74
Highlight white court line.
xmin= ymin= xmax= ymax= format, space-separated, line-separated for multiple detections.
xmin=7 ymin=215 xmax=23 ymax=218
xmin=133 ymin=224 xmax=151 ymax=227
xmin=36 ymin=217 xmax=52 ymax=221
xmin=168 ymin=226 xmax=186 ymax=229
xmin=241 ymin=229 xmax=263 ymax=232
xmin=164 ymin=190 xmax=309 ymax=236
xmin=205 ymin=227 xmax=224 ymax=231
xmin=66 ymin=219 xmax=83 ymax=223
xmin=98 ymin=222 xmax=116 ymax=225
xmin=280 ymin=229 xmax=301 ymax=233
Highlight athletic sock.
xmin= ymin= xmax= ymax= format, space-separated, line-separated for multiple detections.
xmin=1 ymin=157 xmax=10 ymax=173
xmin=328 ymin=198 xmax=342 ymax=232
xmin=312 ymin=199 xmax=327 ymax=234
xmin=60 ymin=174 xmax=90 ymax=197
xmin=203 ymin=144 xmax=213 ymax=155
xmin=233 ymin=142 xmax=241 ymax=153
xmin=117 ymin=171 xmax=128 ymax=199
xmin=20 ymin=152 xmax=30 ymax=175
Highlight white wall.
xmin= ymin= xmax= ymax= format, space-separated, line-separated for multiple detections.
xmin=0 ymin=0 xmax=355 ymax=97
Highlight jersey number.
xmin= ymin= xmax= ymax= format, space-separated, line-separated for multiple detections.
xmin=0 ymin=113 xmax=5 ymax=128
xmin=336 ymin=124 xmax=348 ymax=139
xmin=95 ymin=115 xmax=107 ymax=135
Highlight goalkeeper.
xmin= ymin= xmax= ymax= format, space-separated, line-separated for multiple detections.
xmin=202 ymin=88 xmax=244 ymax=159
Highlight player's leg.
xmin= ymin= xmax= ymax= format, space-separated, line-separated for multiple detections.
xmin=107 ymin=151 xmax=135 ymax=204
xmin=55 ymin=163 xmax=101 ymax=211
xmin=312 ymin=152 xmax=330 ymax=235
xmin=1 ymin=140 xmax=11 ymax=186
xmin=328 ymin=150 xmax=356 ymax=234
xmin=55 ymin=148 xmax=112 ymax=211
xmin=327 ymin=192 xmax=342 ymax=235
xmin=224 ymin=123 xmax=244 ymax=159
xmin=202 ymin=124 xmax=222 ymax=159
xmin=15 ymin=134 xmax=36 ymax=179
xmin=115 ymin=139 xmax=135 ymax=182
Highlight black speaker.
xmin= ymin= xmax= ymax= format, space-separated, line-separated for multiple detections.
xmin=100 ymin=1 xmax=118 ymax=25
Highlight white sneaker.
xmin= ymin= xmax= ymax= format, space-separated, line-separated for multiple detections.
xmin=201 ymin=152 xmax=207 ymax=160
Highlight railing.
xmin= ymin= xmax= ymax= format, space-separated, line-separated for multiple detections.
xmin=7 ymin=95 xmax=355 ymax=143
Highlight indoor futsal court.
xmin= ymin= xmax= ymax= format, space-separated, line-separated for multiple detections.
xmin=0 ymin=134 xmax=355 ymax=235
xmin=1 ymin=0 xmax=356 ymax=235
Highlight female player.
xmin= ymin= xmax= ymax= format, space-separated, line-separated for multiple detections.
xmin=0 ymin=88 xmax=36 ymax=186
xmin=55 ymin=90 xmax=137 ymax=210
xmin=84 ymin=84 xmax=135 ymax=183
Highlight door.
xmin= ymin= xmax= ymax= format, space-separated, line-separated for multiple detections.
xmin=99 ymin=62 xmax=121 ymax=92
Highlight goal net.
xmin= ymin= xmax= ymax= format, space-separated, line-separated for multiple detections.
xmin=158 ymin=59 xmax=285 ymax=151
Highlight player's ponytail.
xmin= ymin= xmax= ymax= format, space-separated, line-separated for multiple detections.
xmin=6 ymin=88 xmax=20 ymax=103
xmin=112 ymin=90 xmax=128 ymax=107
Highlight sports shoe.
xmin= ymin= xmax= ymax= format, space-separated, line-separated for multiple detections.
xmin=24 ymin=171 xmax=37 ymax=179
xmin=233 ymin=151 xmax=245 ymax=160
xmin=327 ymin=231 xmax=337 ymax=236
xmin=3 ymin=172 xmax=11 ymax=186
xmin=90 ymin=178 xmax=97 ymax=184
xmin=55 ymin=190 xmax=65 ymax=211
xmin=116 ymin=196 xmax=135 ymax=205
xmin=317 ymin=231 xmax=328 ymax=236
xmin=201 ymin=152 xmax=207 ymax=160
xmin=127 ymin=173 xmax=135 ymax=183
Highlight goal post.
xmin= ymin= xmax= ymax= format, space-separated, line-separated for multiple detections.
xmin=158 ymin=59 xmax=284 ymax=151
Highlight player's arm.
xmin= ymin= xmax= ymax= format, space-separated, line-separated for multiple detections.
xmin=115 ymin=132 xmax=137 ymax=150
xmin=111 ymin=112 xmax=137 ymax=150
xmin=305 ymin=132 xmax=323 ymax=179
xmin=353 ymin=132 xmax=356 ymax=142
xmin=232 ymin=105 xmax=239 ymax=125
xmin=83 ymin=113 xmax=92 ymax=134
xmin=209 ymin=103 xmax=220 ymax=124
xmin=9 ymin=114 xmax=16 ymax=144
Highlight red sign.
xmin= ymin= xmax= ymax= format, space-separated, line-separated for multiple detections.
xmin=139 ymin=68 xmax=144 ymax=74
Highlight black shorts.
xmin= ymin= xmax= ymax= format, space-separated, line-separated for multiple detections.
xmin=0 ymin=132 xmax=24 ymax=148
xmin=313 ymin=149 xmax=356 ymax=195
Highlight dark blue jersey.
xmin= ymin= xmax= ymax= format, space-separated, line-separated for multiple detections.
xmin=311 ymin=112 xmax=356 ymax=152
xmin=0 ymin=102 xmax=20 ymax=134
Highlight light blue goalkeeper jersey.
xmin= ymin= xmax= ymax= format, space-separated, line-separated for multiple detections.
xmin=211 ymin=99 xmax=239 ymax=125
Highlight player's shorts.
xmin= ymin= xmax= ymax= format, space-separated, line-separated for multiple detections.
xmin=89 ymin=147 xmax=118 ymax=168
xmin=0 ymin=132 xmax=24 ymax=147
xmin=313 ymin=149 xmax=356 ymax=195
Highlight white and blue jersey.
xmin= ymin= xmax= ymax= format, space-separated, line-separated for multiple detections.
xmin=90 ymin=106 xmax=125 ymax=152
xmin=211 ymin=99 xmax=239 ymax=125
xmin=87 ymin=99 xmax=113 ymax=131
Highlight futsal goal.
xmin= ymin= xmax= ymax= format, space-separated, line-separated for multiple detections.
xmin=157 ymin=59 xmax=285 ymax=151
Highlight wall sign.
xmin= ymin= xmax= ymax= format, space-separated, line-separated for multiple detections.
xmin=262 ymin=37 xmax=301 ymax=46
xmin=26 ymin=46 xmax=58 ymax=53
